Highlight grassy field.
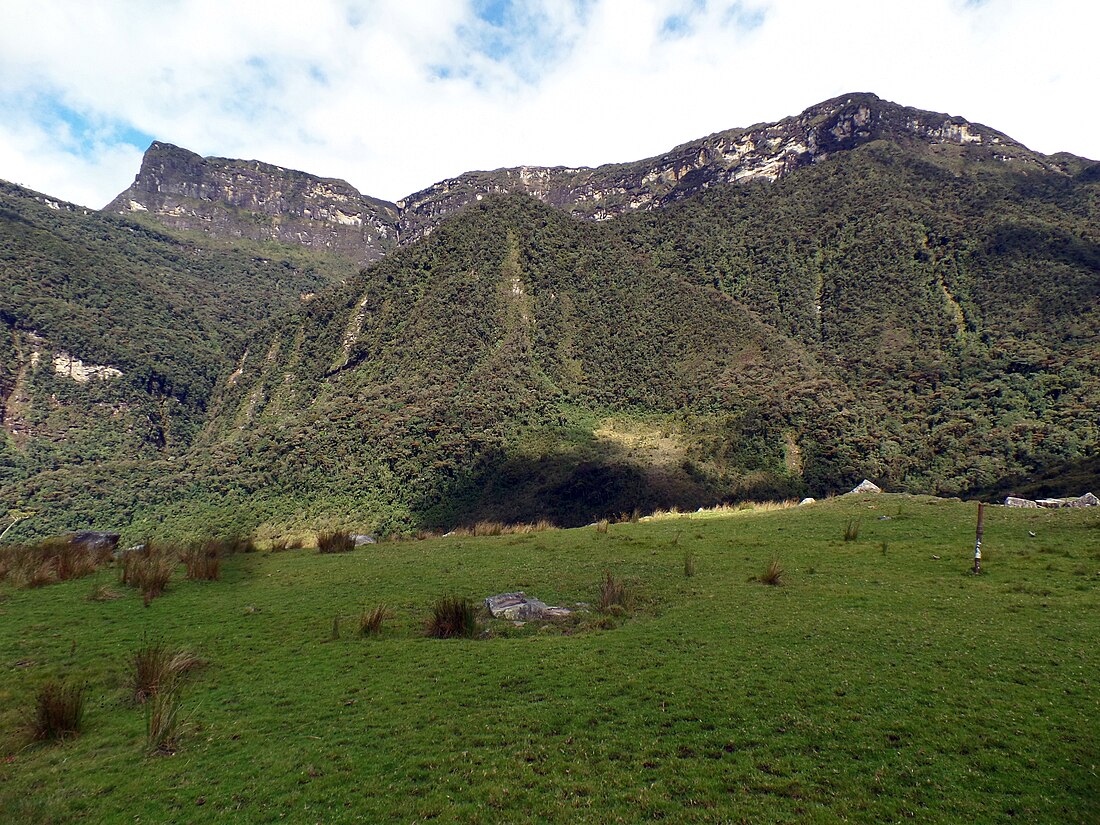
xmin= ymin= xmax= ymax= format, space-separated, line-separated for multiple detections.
xmin=1 ymin=494 xmax=1097 ymax=823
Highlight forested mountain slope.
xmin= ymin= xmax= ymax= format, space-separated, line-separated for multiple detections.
xmin=190 ymin=136 xmax=1099 ymax=535
xmin=0 ymin=181 xmax=354 ymax=530
xmin=3 ymin=94 xmax=1098 ymax=540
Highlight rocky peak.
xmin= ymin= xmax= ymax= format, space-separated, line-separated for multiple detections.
xmin=393 ymin=92 xmax=1056 ymax=243
xmin=105 ymin=143 xmax=400 ymax=265
xmin=105 ymin=94 xmax=1065 ymax=261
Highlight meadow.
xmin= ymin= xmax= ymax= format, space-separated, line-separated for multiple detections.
xmin=1 ymin=494 xmax=1097 ymax=823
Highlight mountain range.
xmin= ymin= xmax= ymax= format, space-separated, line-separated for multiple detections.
xmin=2 ymin=92 xmax=1098 ymax=539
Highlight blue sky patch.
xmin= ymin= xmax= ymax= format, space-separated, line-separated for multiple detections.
xmin=36 ymin=94 xmax=155 ymax=154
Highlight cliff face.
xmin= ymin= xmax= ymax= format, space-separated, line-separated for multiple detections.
xmin=105 ymin=143 xmax=400 ymax=265
xmin=394 ymin=92 xmax=1061 ymax=242
xmin=106 ymin=92 xmax=1072 ymax=260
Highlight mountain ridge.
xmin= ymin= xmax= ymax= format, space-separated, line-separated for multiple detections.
xmin=106 ymin=91 xmax=1089 ymax=262
xmin=2 ymin=92 xmax=1098 ymax=539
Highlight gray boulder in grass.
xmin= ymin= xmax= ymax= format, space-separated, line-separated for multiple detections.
xmin=848 ymin=479 xmax=882 ymax=494
xmin=485 ymin=592 xmax=572 ymax=621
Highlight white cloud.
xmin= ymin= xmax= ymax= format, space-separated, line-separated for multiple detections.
xmin=0 ymin=0 xmax=1097 ymax=209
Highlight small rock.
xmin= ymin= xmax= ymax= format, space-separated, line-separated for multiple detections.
xmin=931 ymin=555 xmax=940 ymax=560
xmin=1004 ymin=496 xmax=1039 ymax=508
xmin=799 ymin=497 xmax=816 ymax=506
xmin=1070 ymin=492 xmax=1099 ymax=508
xmin=351 ymin=534 xmax=376 ymax=546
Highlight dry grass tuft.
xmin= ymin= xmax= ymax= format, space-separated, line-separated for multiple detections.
xmin=359 ymin=604 xmax=387 ymax=637
xmin=445 ymin=519 xmax=557 ymax=538
xmin=317 ymin=531 xmax=355 ymax=554
xmin=759 ymin=558 xmax=785 ymax=586
xmin=120 ymin=545 xmax=176 ymax=605
xmin=1 ymin=539 xmax=112 ymax=588
xmin=29 ymin=679 xmax=87 ymax=742
xmin=426 ymin=596 xmax=480 ymax=639
xmin=182 ymin=541 xmax=221 ymax=581
xmin=684 ymin=551 xmax=697 ymax=577
xmin=129 ymin=637 xmax=202 ymax=704
xmin=145 ymin=686 xmax=185 ymax=755
xmin=87 ymin=583 xmax=121 ymax=602
xmin=594 ymin=519 xmax=609 ymax=534
xmin=843 ymin=519 xmax=862 ymax=542
xmin=597 ymin=571 xmax=632 ymax=614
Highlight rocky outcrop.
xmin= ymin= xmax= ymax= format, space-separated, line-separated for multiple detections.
xmin=105 ymin=143 xmax=400 ymax=265
xmin=484 ymin=592 xmax=572 ymax=621
xmin=105 ymin=93 xmax=1064 ymax=261
xmin=849 ymin=479 xmax=883 ymax=494
xmin=393 ymin=92 xmax=1053 ymax=243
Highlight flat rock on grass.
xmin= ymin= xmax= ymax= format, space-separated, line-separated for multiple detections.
xmin=485 ymin=592 xmax=572 ymax=621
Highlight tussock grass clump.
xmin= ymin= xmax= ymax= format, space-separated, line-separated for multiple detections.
xmin=120 ymin=547 xmax=175 ymax=606
xmin=145 ymin=686 xmax=185 ymax=755
xmin=471 ymin=521 xmax=506 ymax=537
xmin=426 ymin=596 xmax=480 ymax=639
xmin=269 ymin=537 xmax=303 ymax=552
xmin=87 ymin=583 xmax=121 ymax=602
xmin=225 ymin=534 xmax=257 ymax=554
xmin=597 ymin=571 xmax=631 ymax=614
xmin=446 ymin=520 xmax=557 ymax=538
xmin=1 ymin=539 xmax=110 ymax=588
xmin=317 ymin=531 xmax=355 ymax=554
xmin=29 ymin=679 xmax=87 ymax=742
xmin=182 ymin=541 xmax=221 ymax=581
xmin=645 ymin=500 xmax=799 ymax=521
xmin=759 ymin=558 xmax=785 ymax=586
xmin=360 ymin=604 xmax=387 ymax=637
xmin=595 ymin=519 xmax=609 ymax=534
xmin=843 ymin=519 xmax=862 ymax=542
xmin=129 ymin=637 xmax=203 ymax=704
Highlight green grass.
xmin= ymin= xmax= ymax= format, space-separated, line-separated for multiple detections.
xmin=1 ymin=495 xmax=1097 ymax=822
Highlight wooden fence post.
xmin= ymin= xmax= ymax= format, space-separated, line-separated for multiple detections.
xmin=973 ymin=501 xmax=984 ymax=574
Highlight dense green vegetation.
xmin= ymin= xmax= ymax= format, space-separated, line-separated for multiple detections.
xmin=0 ymin=182 xmax=354 ymax=532
xmin=2 ymin=129 xmax=1099 ymax=540
xmin=2 ymin=497 xmax=1097 ymax=822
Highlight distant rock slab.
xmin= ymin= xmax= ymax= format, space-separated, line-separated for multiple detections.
xmin=485 ymin=592 xmax=572 ymax=621
xmin=351 ymin=534 xmax=376 ymax=546
xmin=1005 ymin=493 xmax=1097 ymax=508
xmin=68 ymin=531 xmax=120 ymax=551
xmin=848 ymin=479 xmax=882 ymax=494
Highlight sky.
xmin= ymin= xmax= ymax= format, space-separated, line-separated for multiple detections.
xmin=1 ymin=0 xmax=1097 ymax=209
